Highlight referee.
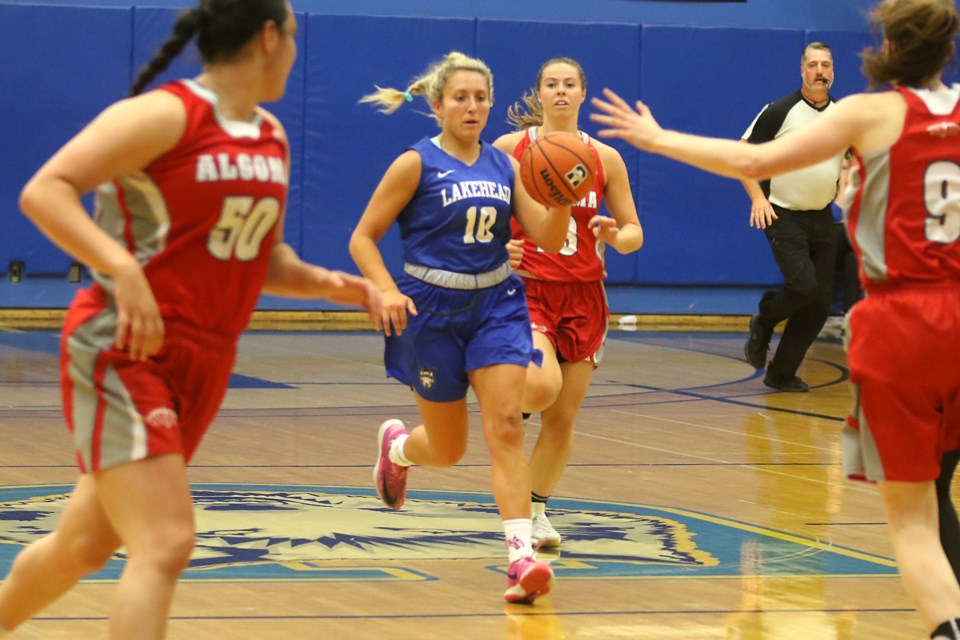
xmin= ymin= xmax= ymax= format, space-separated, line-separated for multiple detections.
xmin=741 ymin=42 xmax=845 ymax=392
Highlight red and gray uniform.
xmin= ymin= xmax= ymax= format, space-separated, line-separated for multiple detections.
xmin=510 ymin=126 xmax=607 ymax=282
xmin=509 ymin=127 xmax=609 ymax=364
xmin=61 ymin=79 xmax=288 ymax=472
xmin=843 ymin=85 xmax=960 ymax=482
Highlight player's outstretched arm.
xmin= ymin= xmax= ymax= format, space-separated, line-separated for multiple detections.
xmin=262 ymin=242 xmax=382 ymax=319
xmin=591 ymin=88 xmax=866 ymax=183
xmin=590 ymin=88 xmax=757 ymax=179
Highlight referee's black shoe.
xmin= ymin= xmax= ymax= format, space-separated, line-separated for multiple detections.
xmin=744 ymin=315 xmax=772 ymax=369
xmin=763 ymin=373 xmax=809 ymax=393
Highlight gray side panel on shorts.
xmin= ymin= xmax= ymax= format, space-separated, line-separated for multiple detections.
xmin=65 ymin=307 xmax=148 ymax=470
xmin=841 ymin=382 xmax=886 ymax=482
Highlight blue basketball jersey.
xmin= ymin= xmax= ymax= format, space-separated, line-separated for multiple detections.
xmin=398 ymin=137 xmax=514 ymax=273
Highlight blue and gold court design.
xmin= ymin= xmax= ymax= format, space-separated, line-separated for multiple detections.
xmin=0 ymin=484 xmax=895 ymax=583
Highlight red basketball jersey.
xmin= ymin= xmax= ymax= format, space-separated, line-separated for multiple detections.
xmin=93 ymin=79 xmax=288 ymax=337
xmin=845 ymin=86 xmax=960 ymax=290
xmin=510 ymin=127 xmax=607 ymax=282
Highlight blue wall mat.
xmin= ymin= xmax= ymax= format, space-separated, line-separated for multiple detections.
xmin=132 ymin=8 xmax=308 ymax=254
xmin=275 ymin=11 xmax=308 ymax=254
xmin=0 ymin=0 xmax=879 ymax=32
xmin=301 ymin=15 xmax=476 ymax=272
xmin=477 ymin=19 xmax=642 ymax=283
xmin=294 ymin=0 xmax=874 ymax=30
xmin=3 ymin=1 xmax=948 ymax=296
xmin=0 ymin=5 xmax=132 ymax=276
xmin=636 ymin=26 xmax=804 ymax=285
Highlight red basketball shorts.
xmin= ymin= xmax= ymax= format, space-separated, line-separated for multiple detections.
xmin=843 ymin=283 xmax=960 ymax=482
xmin=60 ymin=287 xmax=237 ymax=473
xmin=524 ymin=278 xmax=608 ymax=365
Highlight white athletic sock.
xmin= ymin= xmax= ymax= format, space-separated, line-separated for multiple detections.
xmin=389 ymin=433 xmax=413 ymax=467
xmin=503 ymin=518 xmax=534 ymax=562
xmin=531 ymin=501 xmax=546 ymax=516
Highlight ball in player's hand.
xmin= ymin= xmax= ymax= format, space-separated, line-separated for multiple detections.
xmin=519 ymin=131 xmax=597 ymax=207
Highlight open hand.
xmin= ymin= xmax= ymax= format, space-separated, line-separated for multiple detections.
xmin=590 ymin=88 xmax=663 ymax=152
xmin=315 ymin=269 xmax=384 ymax=322
xmin=378 ymin=288 xmax=417 ymax=337
xmin=588 ymin=215 xmax=620 ymax=243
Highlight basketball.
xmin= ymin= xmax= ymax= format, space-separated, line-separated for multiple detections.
xmin=519 ymin=131 xmax=597 ymax=208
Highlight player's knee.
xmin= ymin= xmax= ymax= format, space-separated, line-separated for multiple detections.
xmin=431 ymin=437 xmax=467 ymax=467
xmin=522 ymin=372 xmax=562 ymax=413
xmin=523 ymin=384 xmax=558 ymax=413
xmin=161 ymin=529 xmax=197 ymax=570
xmin=129 ymin=528 xmax=196 ymax=578
xmin=486 ymin=413 xmax=525 ymax=449
xmin=56 ymin=531 xmax=120 ymax=576
xmin=432 ymin=450 xmax=462 ymax=467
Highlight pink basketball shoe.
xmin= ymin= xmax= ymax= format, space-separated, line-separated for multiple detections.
xmin=374 ymin=419 xmax=409 ymax=509
xmin=503 ymin=556 xmax=554 ymax=604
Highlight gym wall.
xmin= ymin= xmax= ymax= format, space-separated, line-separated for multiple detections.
xmin=0 ymin=1 xmax=882 ymax=289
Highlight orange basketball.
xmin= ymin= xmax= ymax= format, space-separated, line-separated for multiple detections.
xmin=519 ymin=131 xmax=597 ymax=208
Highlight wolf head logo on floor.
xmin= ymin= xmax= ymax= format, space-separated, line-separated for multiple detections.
xmin=0 ymin=485 xmax=714 ymax=580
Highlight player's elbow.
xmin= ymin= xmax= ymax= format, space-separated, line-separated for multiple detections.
xmin=348 ymin=229 xmax=366 ymax=261
xmin=20 ymin=174 xmax=79 ymax=226
xmin=19 ymin=178 xmax=45 ymax=223
xmin=618 ymin=226 xmax=644 ymax=254
xmin=738 ymin=156 xmax=768 ymax=181
xmin=738 ymin=145 xmax=777 ymax=181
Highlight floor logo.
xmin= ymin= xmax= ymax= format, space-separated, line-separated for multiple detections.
xmin=0 ymin=484 xmax=895 ymax=582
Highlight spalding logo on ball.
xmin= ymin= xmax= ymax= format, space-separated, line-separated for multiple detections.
xmin=519 ymin=131 xmax=597 ymax=208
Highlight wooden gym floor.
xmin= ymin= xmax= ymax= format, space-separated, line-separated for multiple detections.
xmin=0 ymin=320 xmax=929 ymax=639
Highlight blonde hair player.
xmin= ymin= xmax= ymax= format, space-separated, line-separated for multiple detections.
xmin=351 ymin=51 xmax=574 ymax=604
xmin=592 ymin=1 xmax=960 ymax=637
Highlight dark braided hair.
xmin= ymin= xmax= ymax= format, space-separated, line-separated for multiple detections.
xmin=130 ymin=0 xmax=288 ymax=96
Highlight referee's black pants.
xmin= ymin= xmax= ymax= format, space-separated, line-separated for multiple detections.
xmin=757 ymin=204 xmax=837 ymax=380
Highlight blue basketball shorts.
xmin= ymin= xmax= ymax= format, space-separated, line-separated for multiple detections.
xmin=384 ymin=273 xmax=538 ymax=402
